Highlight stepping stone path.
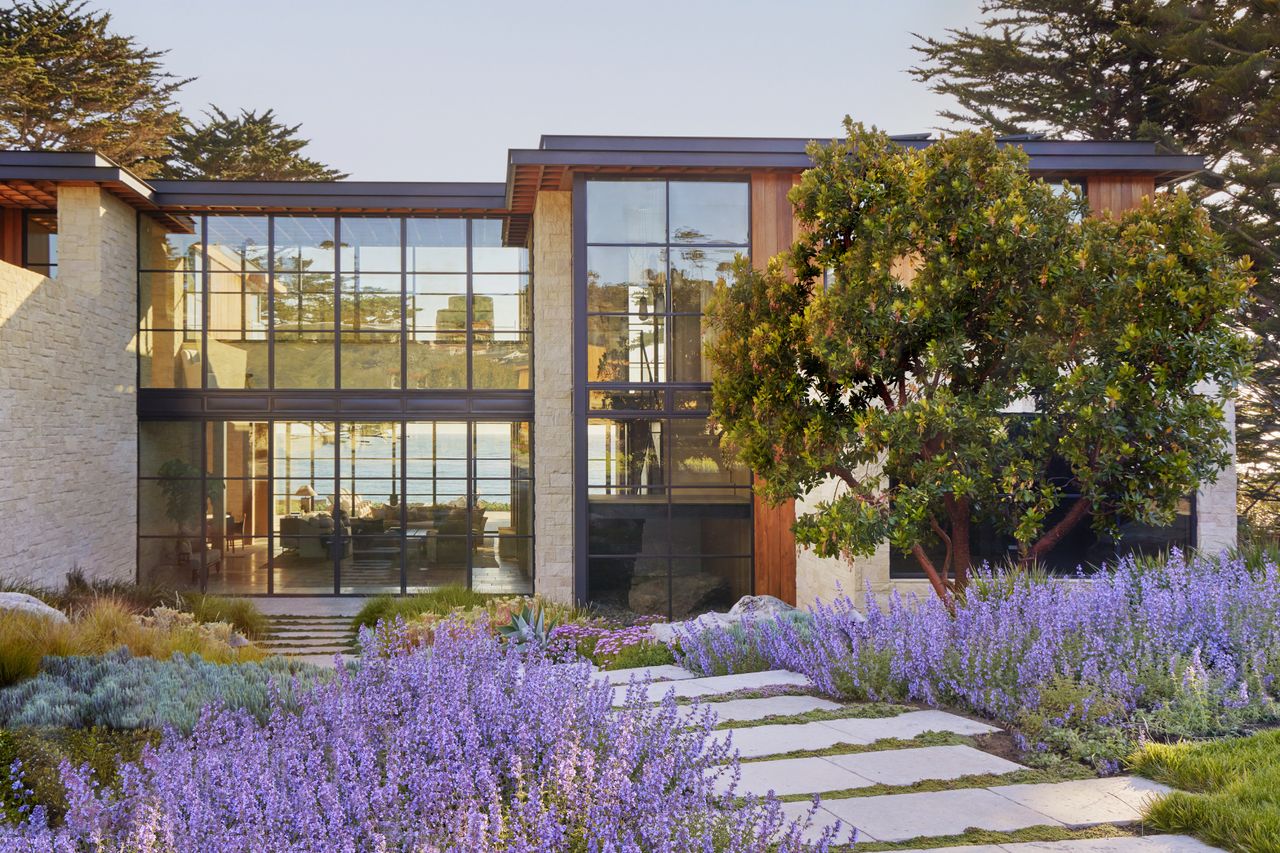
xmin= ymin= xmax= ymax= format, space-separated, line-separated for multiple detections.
xmin=600 ymin=662 xmax=1225 ymax=851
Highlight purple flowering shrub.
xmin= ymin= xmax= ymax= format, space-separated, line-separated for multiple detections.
xmin=548 ymin=616 xmax=674 ymax=670
xmin=678 ymin=551 xmax=1280 ymax=769
xmin=1 ymin=622 xmax=833 ymax=852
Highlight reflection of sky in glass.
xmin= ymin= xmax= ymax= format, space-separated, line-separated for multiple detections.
xmin=272 ymin=422 xmax=522 ymax=485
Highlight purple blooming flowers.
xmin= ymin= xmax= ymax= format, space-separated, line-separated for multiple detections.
xmin=678 ymin=551 xmax=1280 ymax=754
xmin=0 ymin=622 xmax=833 ymax=852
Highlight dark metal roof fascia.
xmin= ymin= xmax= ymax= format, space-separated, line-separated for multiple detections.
xmin=148 ymin=180 xmax=510 ymax=211
xmin=0 ymin=150 xmax=156 ymax=203
xmin=509 ymin=147 xmax=1204 ymax=179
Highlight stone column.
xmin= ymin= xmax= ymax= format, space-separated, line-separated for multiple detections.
xmin=531 ymin=191 xmax=575 ymax=603
xmin=1197 ymin=397 xmax=1238 ymax=554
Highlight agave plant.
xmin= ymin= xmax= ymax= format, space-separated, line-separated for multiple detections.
xmin=496 ymin=605 xmax=550 ymax=649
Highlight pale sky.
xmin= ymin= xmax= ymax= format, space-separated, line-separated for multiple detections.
xmin=102 ymin=0 xmax=984 ymax=182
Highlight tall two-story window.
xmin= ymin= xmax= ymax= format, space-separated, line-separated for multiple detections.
xmin=583 ymin=179 xmax=753 ymax=619
xmin=136 ymin=215 xmax=533 ymax=595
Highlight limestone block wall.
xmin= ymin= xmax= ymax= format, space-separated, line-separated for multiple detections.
xmin=1196 ymin=397 xmax=1238 ymax=554
xmin=531 ymin=190 xmax=575 ymax=603
xmin=0 ymin=186 xmax=138 ymax=585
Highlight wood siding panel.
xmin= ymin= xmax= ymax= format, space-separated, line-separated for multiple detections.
xmin=1087 ymin=175 xmax=1156 ymax=218
xmin=749 ymin=172 xmax=800 ymax=603
xmin=0 ymin=209 xmax=21 ymax=267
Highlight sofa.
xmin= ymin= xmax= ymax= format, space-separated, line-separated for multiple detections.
xmin=278 ymin=514 xmax=351 ymax=558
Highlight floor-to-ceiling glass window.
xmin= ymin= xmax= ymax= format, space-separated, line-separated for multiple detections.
xmin=139 ymin=417 xmax=532 ymax=595
xmin=137 ymin=213 xmax=533 ymax=594
xmin=582 ymin=179 xmax=753 ymax=618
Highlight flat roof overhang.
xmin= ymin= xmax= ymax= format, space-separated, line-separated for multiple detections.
xmin=0 ymin=150 xmax=160 ymax=214
xmin=147 ymin=179 xmax=511 ymax=215
xmin=502 ymin=134 xmax=1205 ymax=243
xmin=3 ymin=135 xmax=1206 ymax=247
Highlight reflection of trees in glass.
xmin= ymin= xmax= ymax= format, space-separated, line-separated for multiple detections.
xmin=586 ymin=265 xmax=666 ymax=314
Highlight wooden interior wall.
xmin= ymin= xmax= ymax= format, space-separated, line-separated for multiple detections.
xmin=749 ymin=172 xmax=799 ymax=604
xmin=1087 ymin=175 xmax=1156 ymax=217
xmin=0 ymin=209 xmax=21 ymax=267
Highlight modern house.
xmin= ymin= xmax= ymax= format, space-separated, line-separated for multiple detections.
xmin=0 ymin=136 xmax=1235 ymax=616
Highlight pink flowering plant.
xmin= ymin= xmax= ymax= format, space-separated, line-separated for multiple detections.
xmin=676 ymin=551 xmax=1280 ymax=771
xmin=0 ymin=621 xmax=836 ymax=851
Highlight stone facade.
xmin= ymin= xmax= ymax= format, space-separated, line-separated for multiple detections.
xmin=531 ymin=191 xmax=575 ymax=603
xmin=0 ymin=186 xmax=137 ymax=585
xmin=1196 ymin=397 xmax=1238 ymax=553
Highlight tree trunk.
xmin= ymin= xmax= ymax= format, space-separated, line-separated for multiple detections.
xmin=911 ymin=544 xmax=954 ymax=612
xmin=949 ymin=500 xmax=972 ymax=592
xmin=1023 ymin=498 xmax=1093 ymax=565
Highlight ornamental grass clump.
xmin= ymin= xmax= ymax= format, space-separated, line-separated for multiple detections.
xmin=678 ymin=551 xmax=1280 ymax=770
xmin=0 ymin=600 xmax=263 ymax=688
xmin=1 ymin=623 xmax=836 ymax=851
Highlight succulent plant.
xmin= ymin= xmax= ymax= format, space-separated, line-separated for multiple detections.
xmin=495 ymin=605 xmax=550 ymax=649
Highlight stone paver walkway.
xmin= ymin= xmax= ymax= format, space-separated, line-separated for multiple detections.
xmin=898 ymin=837 xmax=1223 ymax=853
xmin=715 ymin=745 xmax=1023 ymax=796
xmin=616 ymin=663 xmax=1222 ymax=851
xmin=592 ymin=664 xmax=697 ymax=685
xmin=678 ymin=694 xmax=841 ymax=724
xmin=611 ymin=668 xmax=812 ymax=705
xmin=710 ymin=709 xmax=1000 ymax=758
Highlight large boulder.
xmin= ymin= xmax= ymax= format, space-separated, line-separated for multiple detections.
xmin=0 ymin=592 xmax=68 ymax=624
xmin=628 ymin=573 xmax=728 ymax=620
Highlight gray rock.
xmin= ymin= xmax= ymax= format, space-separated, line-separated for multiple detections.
xmin=0 ymin=592 xmax=68 ymax=623
xmin=228 ymin=633 xmax=251 ymax=648
xmin=727 ymin=594 xmax=797 ymax=621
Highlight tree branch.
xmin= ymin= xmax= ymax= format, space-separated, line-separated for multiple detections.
xmin=1024 ymin=497 xmax=1093 ymax=563
xmin=911 ymin=544 xmax=956 ymax=612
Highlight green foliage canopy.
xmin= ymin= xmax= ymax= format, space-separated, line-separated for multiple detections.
xmin=0 ymin=0 xmax=188 ymax=174
xmin=706 ymin=123 xmax=1253 ymax=600
xmin=910 ymin=0 xmax=1280 ymax=536
xmin=160 ymin=106 xmax=347 ymax=181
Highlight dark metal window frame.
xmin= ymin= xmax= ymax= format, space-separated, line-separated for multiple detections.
xmin=21 ymin=208 xmax=57 ymax=278
xmin=573 ymin=173 xmax=754 ymax=611
xmin=137 ymin=415 xmax=534 ymax=596
xmin=136 ymin=212 xmax=531 ymax=395
xmin=136 ymin=211 xmax=534 ymax=596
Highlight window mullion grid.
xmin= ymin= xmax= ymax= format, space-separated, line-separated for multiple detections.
xmin=201 ymin=217 xmax=209 ymax=390
xmin=267 ymin=217 xmax=276 ymax=390
xmin=466 ymin=220 xmax=474 ymax=391
xmin=334 ymin=218 xmax=342 ymax=390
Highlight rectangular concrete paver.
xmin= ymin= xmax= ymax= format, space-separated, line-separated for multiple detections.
xmin=989 ymin=777 xmax=1172 ymax=828
xmin=820 ymin=709 xmax=1000 ymax=741
xmin=712 ymin=721 xmax=856 ymax=758
xmin=712 ymin=710 xmax=1009 ymax=759
xmin=778 ymin=801 xmax=861 ymax=845
xmin=592 ymin=664 xmax=697 ymax=685
xmin=898 ymin=836 xmax=1225 ymax=853
xmin=611 ymin=669 xmax=812 ymax=705
xmin=820 ymin=787 xmax=1064 ymax=842
xmin=1001 ymin=837 xmax=1226 ymax=852
xmin=713 ymin=756 xmax=874 ymax=796
xmin=681 ymin=694 xmax=842 ymax=724
xmin=827 ymin=744 xmax=1025 ymax=785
